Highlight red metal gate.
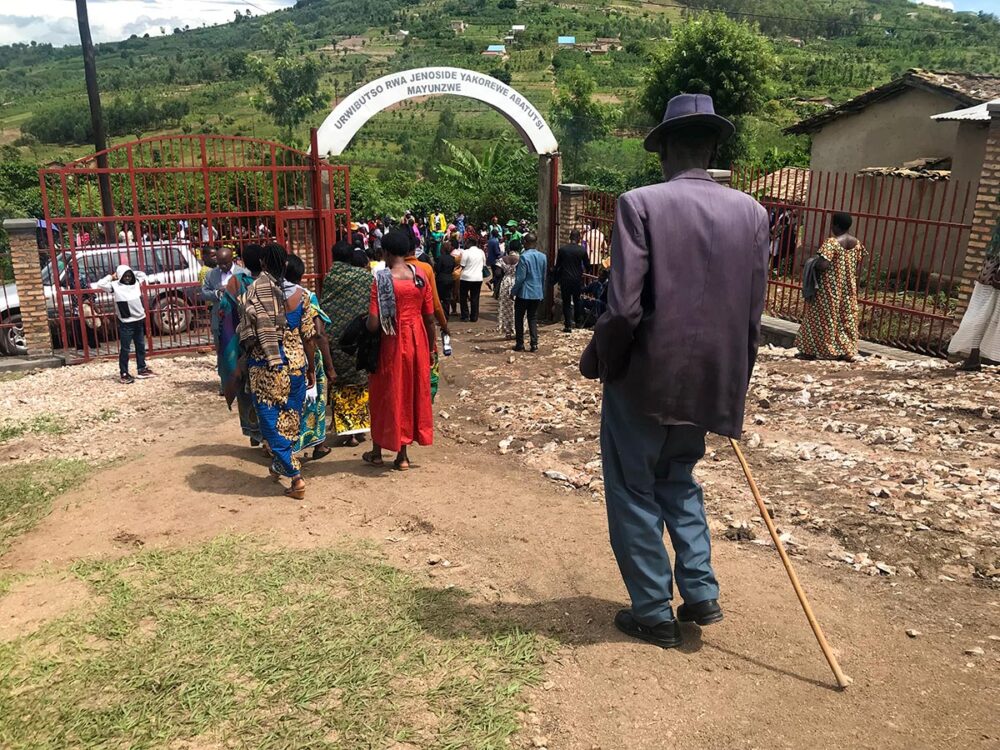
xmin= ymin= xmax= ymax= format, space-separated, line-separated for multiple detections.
xmin=576 ymin=168 xmax=974 ymax=357
xmin=37 ymin=134 xmax=350 ymax=362
xmin=732 ymin=166 xmax=973 ymax=356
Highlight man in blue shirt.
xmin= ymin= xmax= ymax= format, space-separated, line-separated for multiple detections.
xmin=486 ymin=229 xmax=504 ymax=299
xmin=511 ymin=233 xmax=548 ymax=352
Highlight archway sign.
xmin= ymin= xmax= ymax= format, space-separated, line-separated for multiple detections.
xmin=315 ymin=66 xmax=562 ymax=317
xmin=315 ymin=66 xmax=558 ymax=156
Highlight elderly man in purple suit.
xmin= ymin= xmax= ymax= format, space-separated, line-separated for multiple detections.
xmin=581 ymin=93 xmax=770 ymax=649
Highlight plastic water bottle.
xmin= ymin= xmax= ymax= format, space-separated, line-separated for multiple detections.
xmin=442 ymin=332 xmax=452 ymax=356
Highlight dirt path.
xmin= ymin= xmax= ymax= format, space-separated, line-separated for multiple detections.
xmin=2 ymin=315 xmax=999 ymax=748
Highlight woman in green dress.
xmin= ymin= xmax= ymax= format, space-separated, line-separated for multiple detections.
xmin=321 ymin=241 xmax=374 ymax=446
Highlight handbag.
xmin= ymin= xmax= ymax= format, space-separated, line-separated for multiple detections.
xmin=339 ymin=314 xmax=380 ymax=374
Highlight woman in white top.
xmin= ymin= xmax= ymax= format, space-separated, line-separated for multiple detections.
xmin=458 ymin=242 xmax=487 ymax=322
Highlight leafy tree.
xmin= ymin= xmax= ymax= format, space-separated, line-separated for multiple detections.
xmin=642 ymin=13 xmax=775 ymax=166
xmin=250 ymin=23 xmax=327 ymax=142
xmin=551 ymin=67 xmax=611 ymax=177
xmin=435 ymin=137 xmax=536 ymax=223
xmin=490 ymin=64 xmax=513 ymax=85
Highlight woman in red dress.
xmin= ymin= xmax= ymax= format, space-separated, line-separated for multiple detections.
xmin=363 ymin=229 xmax=437 ymax=470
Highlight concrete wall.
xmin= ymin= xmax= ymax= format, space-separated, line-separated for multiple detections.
xmin=951 ymin=121 xmax=989 ymax=206
xmin=810 ymin=88 xmax=962 ymax=174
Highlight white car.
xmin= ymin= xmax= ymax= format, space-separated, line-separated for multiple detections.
xmin=0 ymin=241 xmax=203 ymax=356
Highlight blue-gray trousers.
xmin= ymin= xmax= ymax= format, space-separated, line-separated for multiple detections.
xmin=601 ymin=382 xmax=719 ymax=625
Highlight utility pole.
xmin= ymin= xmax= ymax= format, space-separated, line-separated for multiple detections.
xmin=76 ymin=0 xmax=115 ymax=238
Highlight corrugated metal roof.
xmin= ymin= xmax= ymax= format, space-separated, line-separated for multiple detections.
xmin=486 ymin=44 xmax=506 ymax=52
xmin=557 ymin=36 xmax=576 ymax=44
xmin=785 ymin=69 xmax=1000 ymax=135
xmin=857 ymin=167 xmax=951 ymax=180
xmin=931 ymin=100 xmax=996 ymax=122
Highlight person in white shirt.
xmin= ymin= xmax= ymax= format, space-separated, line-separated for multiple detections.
xmin=583 ymin=220 xmax=608 ymax=264
xmin=117 ymin=227 xmax=135 ymax=245
xmin=458 ymin=242 xmax=487 ymax=322
xmin=94 ymin=264 xmax=155 ymax=384
xmin=200 ymin=219 xmax=219 ymax=244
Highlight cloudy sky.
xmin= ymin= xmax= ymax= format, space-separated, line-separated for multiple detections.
xmin=0 ymin=0 xmax=296 ymax=47
xmin=2 ymin=0 xmax=1000 ymax=47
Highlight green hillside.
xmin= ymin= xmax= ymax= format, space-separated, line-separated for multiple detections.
xmin=2 ymin=0 xmax=1000 ymax=217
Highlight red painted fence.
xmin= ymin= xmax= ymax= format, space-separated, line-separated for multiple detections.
xmin=573 ymin=166 xmax=975 ymax=356
xmin=29 ymin=134 xmax=350 ymax=363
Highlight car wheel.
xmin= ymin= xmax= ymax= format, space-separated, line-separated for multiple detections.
xmin=1 ymin=311 xmax=27 ymax=356
xmin=152 ymin=294 xmax=192 ymax=335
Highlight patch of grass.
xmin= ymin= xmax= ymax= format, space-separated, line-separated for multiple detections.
xmin=0 ymin=539 xmax=547 ymax=749
xmin=0 ymin=459 xmax=90 ymax=555
xmin=0 ymin=414 xmax=67 ymax=443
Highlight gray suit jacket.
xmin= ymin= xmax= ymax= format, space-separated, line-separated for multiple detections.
xmin=202 ymin=265 xmax=250 ymax=336
xmin=581 ymin=169 xmax=769 ymax=438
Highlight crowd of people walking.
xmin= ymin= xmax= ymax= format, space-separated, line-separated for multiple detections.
xmin=195 ymin=205 xmax=552 ymax=499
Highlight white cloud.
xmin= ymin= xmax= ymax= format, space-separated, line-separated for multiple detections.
xmin=0 ymin=0 xmax=295 ymax=47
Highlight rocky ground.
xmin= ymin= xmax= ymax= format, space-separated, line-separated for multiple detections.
xmin=1 ymin=321 xmax=998 ymax=748
xmin=0 ymin=355 xmax=217 ymax=464
xmin=439 ymin=324 xmax=1000 ymax=590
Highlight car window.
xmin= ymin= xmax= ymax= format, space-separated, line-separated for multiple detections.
xmin=76 ymin=252 xmax=116 ymax=284
xmin=155 ymin=244 xmax=190 ymax=273
xmin=41 ymin=254 xmax=68 ymax=286
xmin=126 ymin=247 xmax=160 ymax=275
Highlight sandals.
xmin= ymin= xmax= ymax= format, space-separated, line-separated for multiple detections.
xmin=284 ymin=478 xmax=306 ymax=500
xmin=312 ymin=445 xmax=332 ymax=460
xmin=268 ymin=467 xmax=281 ymax=482
xmin=393 ymin=457 xmax=410 ymax=472
xmin=362 ymin=450 xmax=384 ymax=467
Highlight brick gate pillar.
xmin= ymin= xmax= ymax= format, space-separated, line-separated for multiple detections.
xmin=558 ymin=183 xmax=588 ymax=247
xmin=3 ymin=218 xmax=53 ymax=356
xmin=955 ymin=102 xmax=1000 ymax=321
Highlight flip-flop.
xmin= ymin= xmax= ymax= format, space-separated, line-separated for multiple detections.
xmin=393 ymin=459 xmax=410 ymax=472
xmin=312 ymin=445 xmax=332 ymax=460
xmin=362 ymin=451 xmax=384 ymax=467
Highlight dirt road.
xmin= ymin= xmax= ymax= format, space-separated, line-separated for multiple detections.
xmin=2 ymin=313 xmax=998 ymax=749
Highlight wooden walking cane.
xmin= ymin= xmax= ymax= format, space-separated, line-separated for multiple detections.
xmin=729 ymin=438 xmax=853 ymax=689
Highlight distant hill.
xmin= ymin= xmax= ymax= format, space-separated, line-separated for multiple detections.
xmin=2 ymin=0 xmax=1000 ymax=181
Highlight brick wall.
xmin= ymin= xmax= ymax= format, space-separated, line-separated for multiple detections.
xmin=557 ymin=183 xmax=587 ymax=248
xmin=955 ymin=106 xmax=1000 ymax=319
xmin=3 ymin=218 xmax=53 ymax=355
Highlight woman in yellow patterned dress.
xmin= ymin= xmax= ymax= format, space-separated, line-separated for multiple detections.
xmin=238 ymin=244 xmax=316 ymax=499
xmin=796 ymin=212 xmax=865 ymax=361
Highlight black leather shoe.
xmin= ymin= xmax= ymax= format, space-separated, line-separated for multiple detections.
xmin=677 ymin=599 xmax=723 ymax=626
xmin=614 ymin=609 xmax=682 ymax=649
xmin=512 ymin=344 xmax=525 ymax=352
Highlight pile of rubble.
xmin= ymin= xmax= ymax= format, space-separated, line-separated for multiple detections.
xmin=445 ymin=328 xmax=999 ymax=586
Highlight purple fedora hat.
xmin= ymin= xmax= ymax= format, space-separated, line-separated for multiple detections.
xmin=642 ymin=93 xmax=735 ymax=152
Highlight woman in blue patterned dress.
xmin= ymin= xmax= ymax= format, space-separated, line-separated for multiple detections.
xmin=238 ymin=244 xmax=316 ymax=499
xmin=284 ymin=254 xmax=335 ymax=460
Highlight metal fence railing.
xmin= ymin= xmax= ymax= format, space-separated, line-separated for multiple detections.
xmin=574 ymin=167 xmax=975 ymax=357
xmin=24 ymin=134 xmax=351 ymax=362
